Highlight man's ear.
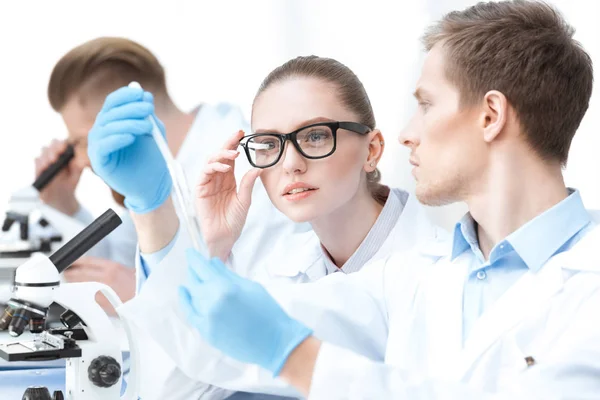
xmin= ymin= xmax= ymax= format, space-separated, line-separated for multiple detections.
xmin=481 ymin=90 xmax=508 ymax=143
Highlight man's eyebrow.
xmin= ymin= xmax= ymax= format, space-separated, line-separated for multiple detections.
xmin=413 ymin=87 xmax=431 ymax=100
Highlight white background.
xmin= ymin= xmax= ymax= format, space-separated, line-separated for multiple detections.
xmin=0 ymin=0 xmax=598 ymax=229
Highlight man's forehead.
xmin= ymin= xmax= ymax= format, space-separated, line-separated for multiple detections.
xmin=415 ymin=45 xmax=452 ymax=94
xmin=421 ymin=44 xmax=446 ymax=79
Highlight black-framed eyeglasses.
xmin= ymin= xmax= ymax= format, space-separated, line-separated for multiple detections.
xmin=239 ymin=121 xmax=372 ymax=168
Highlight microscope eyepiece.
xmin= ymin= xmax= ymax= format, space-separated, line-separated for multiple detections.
xmin=49 ymin=209 xmax=122 ymax=273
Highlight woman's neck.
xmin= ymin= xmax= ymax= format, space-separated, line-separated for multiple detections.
xmin=311 ymin=188 xmax=385 ymax=268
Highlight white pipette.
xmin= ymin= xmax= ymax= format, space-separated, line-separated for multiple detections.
xmin=128 ymin=81 xmax=207 ymax=255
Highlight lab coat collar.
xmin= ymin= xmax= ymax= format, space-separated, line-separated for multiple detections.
xmin=553 ymin=223 xmax=600 ymax=272
xmin=384 ymin=192 xmax=448 ymax=260
xmin=268 ymin=189 xmax=445 ymax=279
xmin=266 ymin=230 xmax=323 ymax=278
xmin=319 ymin=188 xmax=407 ymax=275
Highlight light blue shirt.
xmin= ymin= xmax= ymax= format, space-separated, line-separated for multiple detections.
xmin=454 ymin=189 xmax=594 ymax=342
xmin=138 ymin=229 xmax=178 ymax=288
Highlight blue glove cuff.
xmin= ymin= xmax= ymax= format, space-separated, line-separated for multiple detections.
xmin=269 ymin=319 xmax=313 ymax=376
xmin=124 ymin=170 xmax=173 ymax=214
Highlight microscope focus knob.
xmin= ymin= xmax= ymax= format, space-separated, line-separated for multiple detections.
xmin=88 ymin=355 xmax=121 ymax=388
xmin=21 ymin=386 xmax=52 ymax=400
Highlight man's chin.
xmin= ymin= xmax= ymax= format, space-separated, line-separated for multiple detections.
xmin=415 ymin=185 xmax=455 ymax=207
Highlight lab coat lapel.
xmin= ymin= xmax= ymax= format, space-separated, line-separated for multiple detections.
xmin=457 ymin=255 xmax=565 ymax=379
xmin=423 ymin=253 xmax=469 ymax=378
xmin=266 ymin=230 xmax=323 ymax=281
xmin=399 ymin=193 xmax=444 ymax=247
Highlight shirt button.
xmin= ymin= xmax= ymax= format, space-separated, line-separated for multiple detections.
xmin=476 ymin=270 xmax=487 ymax=280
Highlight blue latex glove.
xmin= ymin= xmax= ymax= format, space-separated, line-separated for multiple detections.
xmin=178 ymin=249 xmax=313 ymax=376
xmin=88 ymin=86 xmax=172 ymax=213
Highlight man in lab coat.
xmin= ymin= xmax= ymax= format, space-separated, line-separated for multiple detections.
xmin=37 ymin=37 xmax=194 ymax=311
xmin=117 ymin=1 xmax=600 ymax=398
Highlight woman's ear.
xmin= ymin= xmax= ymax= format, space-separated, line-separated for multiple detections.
xmin=365 ymin=129 xmax=384 ymax=172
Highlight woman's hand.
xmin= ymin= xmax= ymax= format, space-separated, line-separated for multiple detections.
xmin=195 ymin=130 xmax=262 ymax=261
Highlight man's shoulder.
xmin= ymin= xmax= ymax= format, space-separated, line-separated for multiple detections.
xmin=381 ymin=236 xmax=451 ymax=280
xmin=555 ymin=221 xmax=600 ymax=274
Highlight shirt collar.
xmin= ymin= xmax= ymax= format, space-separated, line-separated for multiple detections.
xmin=451 ymin=189 xmax=591 ymax=271
xmin=322 ymin=187 xmax=406 ymax=275
xmin=451 ymin=214 xmax=477 ymax=261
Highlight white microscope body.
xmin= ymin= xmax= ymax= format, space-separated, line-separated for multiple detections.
xmin=0 ymin=210 xmax=139 ymax=400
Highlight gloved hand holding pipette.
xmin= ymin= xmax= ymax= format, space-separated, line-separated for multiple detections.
xmin=88 ymin=83 xmax=207 ymax=253
xmin=88 ymin=86 xmax=172 ymax=214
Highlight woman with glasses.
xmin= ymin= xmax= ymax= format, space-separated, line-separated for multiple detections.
xmin=87 ymin=56 xmax=445 ymax=399
xmin=193 ymin=56 xmax=446 ymax=286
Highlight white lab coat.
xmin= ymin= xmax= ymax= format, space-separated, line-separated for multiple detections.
xmin=121 ymin=216 xmax=600 ymax=399
xmin=306 ymin=224 xmax=600 ymax=399
xmin=154 ymin=187 xmax=442 ymax=285
xmin=119 ymin=189 xmax=445 ymax=399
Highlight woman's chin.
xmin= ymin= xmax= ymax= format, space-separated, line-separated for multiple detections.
xmin=281 ymin=207 xmax=318 ymax=224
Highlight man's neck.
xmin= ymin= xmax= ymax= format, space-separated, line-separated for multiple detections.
xmin=311 ymin=188 xmax=384 ymax=268
xmin=155 ymin=105 xmax=197 ymax=157
xmin=467 ymin=155 xmax=568 ymax=259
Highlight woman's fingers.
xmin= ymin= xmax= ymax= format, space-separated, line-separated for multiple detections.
xmin=238 ymin=168 xmax=262 ymax=208
xmin=222 ymin=130 xmax=245 ymax=151
xmin=207 ymin=149 xmax=239 ymax=164
xmin=197 ymin=162 xmax=232 ymax=186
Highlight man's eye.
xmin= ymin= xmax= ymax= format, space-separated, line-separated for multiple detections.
xmin=419 ymin=102 xmax=431 ymax=112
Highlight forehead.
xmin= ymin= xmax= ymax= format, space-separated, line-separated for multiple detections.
xmin=60 ymin=94 xmax=102 ymax=140
xmin=251 ymin=77 xmax=357 ymax=133
xmin=415 ymin=44 xmax=456 ymax=96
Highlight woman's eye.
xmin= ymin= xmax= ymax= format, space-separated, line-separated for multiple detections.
xmin=303 ymin=130 xmax=331 ymax=142
xmin=249 ymin=140 xmax=277 ymax=151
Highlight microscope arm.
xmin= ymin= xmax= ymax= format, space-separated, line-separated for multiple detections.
xmin=53 ymin=282 xmax=139 ymax=400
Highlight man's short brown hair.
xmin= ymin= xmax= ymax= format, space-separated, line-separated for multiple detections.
xmin=48 ymin=37 xmax=168 ymax=111
xmin=423 ymin=0 xmax=593 ymax=164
